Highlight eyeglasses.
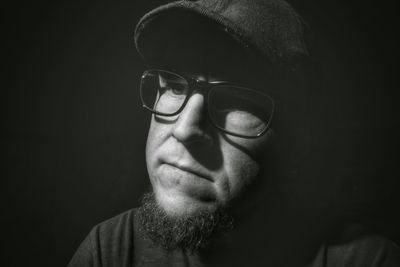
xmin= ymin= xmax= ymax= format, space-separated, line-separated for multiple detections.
xmin=139 ymin=69 xmax=275 ymax=138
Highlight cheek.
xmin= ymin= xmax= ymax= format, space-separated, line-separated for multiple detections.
xmin=217 ymin=129 xmax=274 ymax=201
xmin=145 ymin=119 xmax=168 ymax=180
xmin=146 ymin=121 xmax=157 ymax=155
xmin=219 ymin=141 xmax=261 ymax=201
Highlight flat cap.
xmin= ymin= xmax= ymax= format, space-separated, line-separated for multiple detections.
xmin=134 ymin=0 xmax=308 ymax=68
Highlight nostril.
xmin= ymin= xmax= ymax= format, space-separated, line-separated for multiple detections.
xmin=172 ymin=123 xmax=214 ymax=146
xmin=172 ymin=123 xmax=203 ymax=142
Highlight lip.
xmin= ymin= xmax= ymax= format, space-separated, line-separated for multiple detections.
xmin=164 ymin=162 xmax=213 ymax=182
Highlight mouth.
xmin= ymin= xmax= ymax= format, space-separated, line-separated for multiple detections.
xmin=164 ymin=162 xmax=213 ymax=182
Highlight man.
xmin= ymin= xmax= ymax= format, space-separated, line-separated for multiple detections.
xmin=69 ymin=0 xmax=400 ymax=266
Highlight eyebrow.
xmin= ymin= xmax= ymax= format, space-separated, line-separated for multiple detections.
xmin=176 ymin=71 xmax=243 ymax=85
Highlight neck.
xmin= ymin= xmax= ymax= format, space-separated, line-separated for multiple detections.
xmin=193 ymin=177 xmax=329 ymax=267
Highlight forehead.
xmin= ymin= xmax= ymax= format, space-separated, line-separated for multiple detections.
xmin=157 ymin=28 xmax=271 ymax=88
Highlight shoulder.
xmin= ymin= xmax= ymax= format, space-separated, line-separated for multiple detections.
xmin=92 ymin=209 xmax=138 ymax=260
xmin=68 ymin=209 xmax=138 ymax=267
xmin=324 ymin=224 xmax=400 ymax=267
xmin=94 ymin=208 xmax=137 ymax=240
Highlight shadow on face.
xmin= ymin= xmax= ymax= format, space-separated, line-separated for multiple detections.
xmin=144 ymin=29 xmax=280 ymax=217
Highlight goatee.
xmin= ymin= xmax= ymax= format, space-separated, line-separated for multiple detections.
xmin=138 ymin=192 xmax=234 ymax=253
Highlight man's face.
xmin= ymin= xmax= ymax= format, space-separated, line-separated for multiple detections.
xmin=145 ymin=69 xmax=275 ymax=217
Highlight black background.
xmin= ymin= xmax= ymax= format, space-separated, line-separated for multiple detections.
xmin=3 ymin=0 xmax=399 ymax=266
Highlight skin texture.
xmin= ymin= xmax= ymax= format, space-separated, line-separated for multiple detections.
xmin=145 ymin=73 xmax=275 ymax=217
xmin=140 ymin=32 xmax=317 ymax=264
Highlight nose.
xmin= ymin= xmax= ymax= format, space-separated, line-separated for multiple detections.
xmin=172 ymin=93 xmax=213 ymax=145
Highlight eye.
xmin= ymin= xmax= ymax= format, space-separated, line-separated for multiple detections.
xmin=208 ymin=85 xmax=273 ymax=136
xmin=167 ymin=84 xmax=186 ymax=95
xmin=158 ymin=75 xmax=187 ymax=96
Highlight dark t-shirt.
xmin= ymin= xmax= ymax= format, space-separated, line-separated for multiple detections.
xmin=68 ymin=209 xmax=400 ymax=267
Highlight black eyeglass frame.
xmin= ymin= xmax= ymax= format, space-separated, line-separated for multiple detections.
xmin=140 ymin=69 xmax=275 ymax=139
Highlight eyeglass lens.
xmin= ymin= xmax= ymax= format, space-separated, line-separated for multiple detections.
xmin=140 ymin=70 xmax=273 ymax=137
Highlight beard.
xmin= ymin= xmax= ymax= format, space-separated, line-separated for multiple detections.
xmin=137 ymin=192 xmax=234 ymax=253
